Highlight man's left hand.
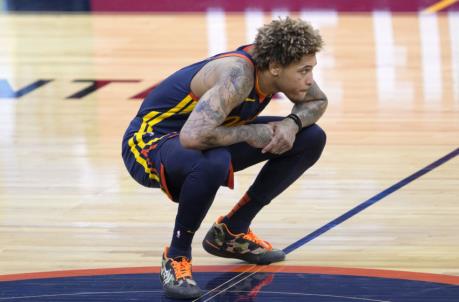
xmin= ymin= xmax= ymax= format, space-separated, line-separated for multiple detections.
xmin=261 ymin=118 xmax=298 ymax=154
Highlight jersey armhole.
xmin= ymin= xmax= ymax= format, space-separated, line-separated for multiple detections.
xmin=215 ymin=53 xmax=254 ymax=67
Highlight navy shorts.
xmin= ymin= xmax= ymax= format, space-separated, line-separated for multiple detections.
xmin=122 ymin=116 xmax=318 ymax=202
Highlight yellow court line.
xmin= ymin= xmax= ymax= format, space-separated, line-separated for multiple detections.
xmin=423 ymin=0 xmax=459 ymax=13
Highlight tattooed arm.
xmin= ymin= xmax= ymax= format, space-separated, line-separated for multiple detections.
xmin=180 ymin=57 xmax=273 ymax=150
xmin=291 ymin=80 xmax=328 ymax=127
xmin=261 ymin=81 xmax=327 ymax=154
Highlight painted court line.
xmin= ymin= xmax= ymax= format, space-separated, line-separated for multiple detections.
xmin=1 ymin=149 xmax=457 ymax=301
xmin=199 ymin=269 xmax=261 ymax=302
xmin=193 ymin=267 xmax=258 ymax=301
xmin=423 ymin=0 xmax=459 ymax=13
xmin=0 ymin=291 xmax=163 ymax=301
xmin=283 ymin=147 xmax=459 ymax=254
xmin=203 ymin=147 xmax=459 ymax=301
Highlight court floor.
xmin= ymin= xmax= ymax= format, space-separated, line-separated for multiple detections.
xmin=0 ymin=10 xmax=458 ymax=301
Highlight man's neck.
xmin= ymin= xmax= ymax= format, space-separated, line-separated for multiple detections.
xmin=257 ymin=70 xmax=278 ymax=96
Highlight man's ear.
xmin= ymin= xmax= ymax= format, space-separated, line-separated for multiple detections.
xmin=269 ymin=61 xmax=281 ymax=77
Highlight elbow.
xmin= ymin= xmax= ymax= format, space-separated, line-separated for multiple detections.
xmin=316 ymin=99 xmax=328 ymax=122
xmin=317 ymin=92 xmax=328 ymax=114
xmin=321 ymin=96 xmax=328 ymax=112
xmin=180 ymin=132 xmax=200 ymax=149
xmin=319 ymin=91 xmax=328 ymax=105
xmin=179 ymin=131 xmax=213 ymax=150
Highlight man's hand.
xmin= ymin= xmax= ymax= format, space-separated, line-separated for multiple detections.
xmin=261 ymin=118 xmax=298 ymax=154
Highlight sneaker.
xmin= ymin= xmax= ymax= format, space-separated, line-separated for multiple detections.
xmin=160 ymin=247 xmax=203 ymax=299
xmin=202 ymin=217 xmax=286 ymax=265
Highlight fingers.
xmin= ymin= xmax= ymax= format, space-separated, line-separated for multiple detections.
xmin=261 ymin=125 xmax=293 ymax=154
xmin=271 ymin=142 xmax=292 ymax=154
xmin=261 ymin=139 xmax=277 ymax=154
xmin=262 ymin=141 xmax=291 ymax=154
xmin=261 ymin=124 xmax=278 ymax=153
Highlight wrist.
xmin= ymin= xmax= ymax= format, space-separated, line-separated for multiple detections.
xmin=285 ymin=113 xmax=302 ymax=133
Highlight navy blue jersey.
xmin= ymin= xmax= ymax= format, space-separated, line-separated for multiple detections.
xmin=122 ymin=45 xmax=272 ymax=188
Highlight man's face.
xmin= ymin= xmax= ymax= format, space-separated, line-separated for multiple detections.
xmin=275 ymin=54 xmax=317 ymax=101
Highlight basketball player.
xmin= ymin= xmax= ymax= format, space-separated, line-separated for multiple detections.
xmin=122 ymin=17 xmax=327 ymax=299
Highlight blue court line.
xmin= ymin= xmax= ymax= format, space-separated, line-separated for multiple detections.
xmin=194 ymin=148 xmax=459 ymax=301
xmin=283 ymin=147 xmax=459 ymax=255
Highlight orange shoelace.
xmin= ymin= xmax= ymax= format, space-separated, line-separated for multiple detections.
xmin=171 ymin=258 xmax=192 ymax=280
xmin=243 ymin=230 xmax=273 ymax=250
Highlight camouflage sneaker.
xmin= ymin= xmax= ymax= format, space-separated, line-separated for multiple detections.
xmin=160 ymin=247 xmax=203 ymax=299
xmin=202 ymin=217 xmax=286 ymax=265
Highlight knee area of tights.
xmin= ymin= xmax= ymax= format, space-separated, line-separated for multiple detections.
xmin=300 ymin=124 xmax=327 ymax=147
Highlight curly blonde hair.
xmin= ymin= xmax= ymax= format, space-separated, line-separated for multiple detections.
xmin=252 ymin=17 xmax=323 ymax=70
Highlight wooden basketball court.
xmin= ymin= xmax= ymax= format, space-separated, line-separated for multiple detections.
xmin=0 ymin=9 xmax=458 ymax=301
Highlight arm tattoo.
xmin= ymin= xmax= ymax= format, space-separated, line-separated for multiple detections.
xmin=292 ymin=81 xmax=328 ymax=128
xmin=181 ymin=58 xmax=260 ymax=149
xmin=194 ymin=96 xmax=224 ymax=121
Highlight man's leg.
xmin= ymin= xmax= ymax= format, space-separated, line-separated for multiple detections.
xmin=224 ymin=116 xmax=327 ymax=233
xmin=154 ymin=137 xmax=232 ymax=299
xmin=157 ymin=137 xmax=232 ymax=258
xmin=201 ymin=117 xmax=326 ymax=265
